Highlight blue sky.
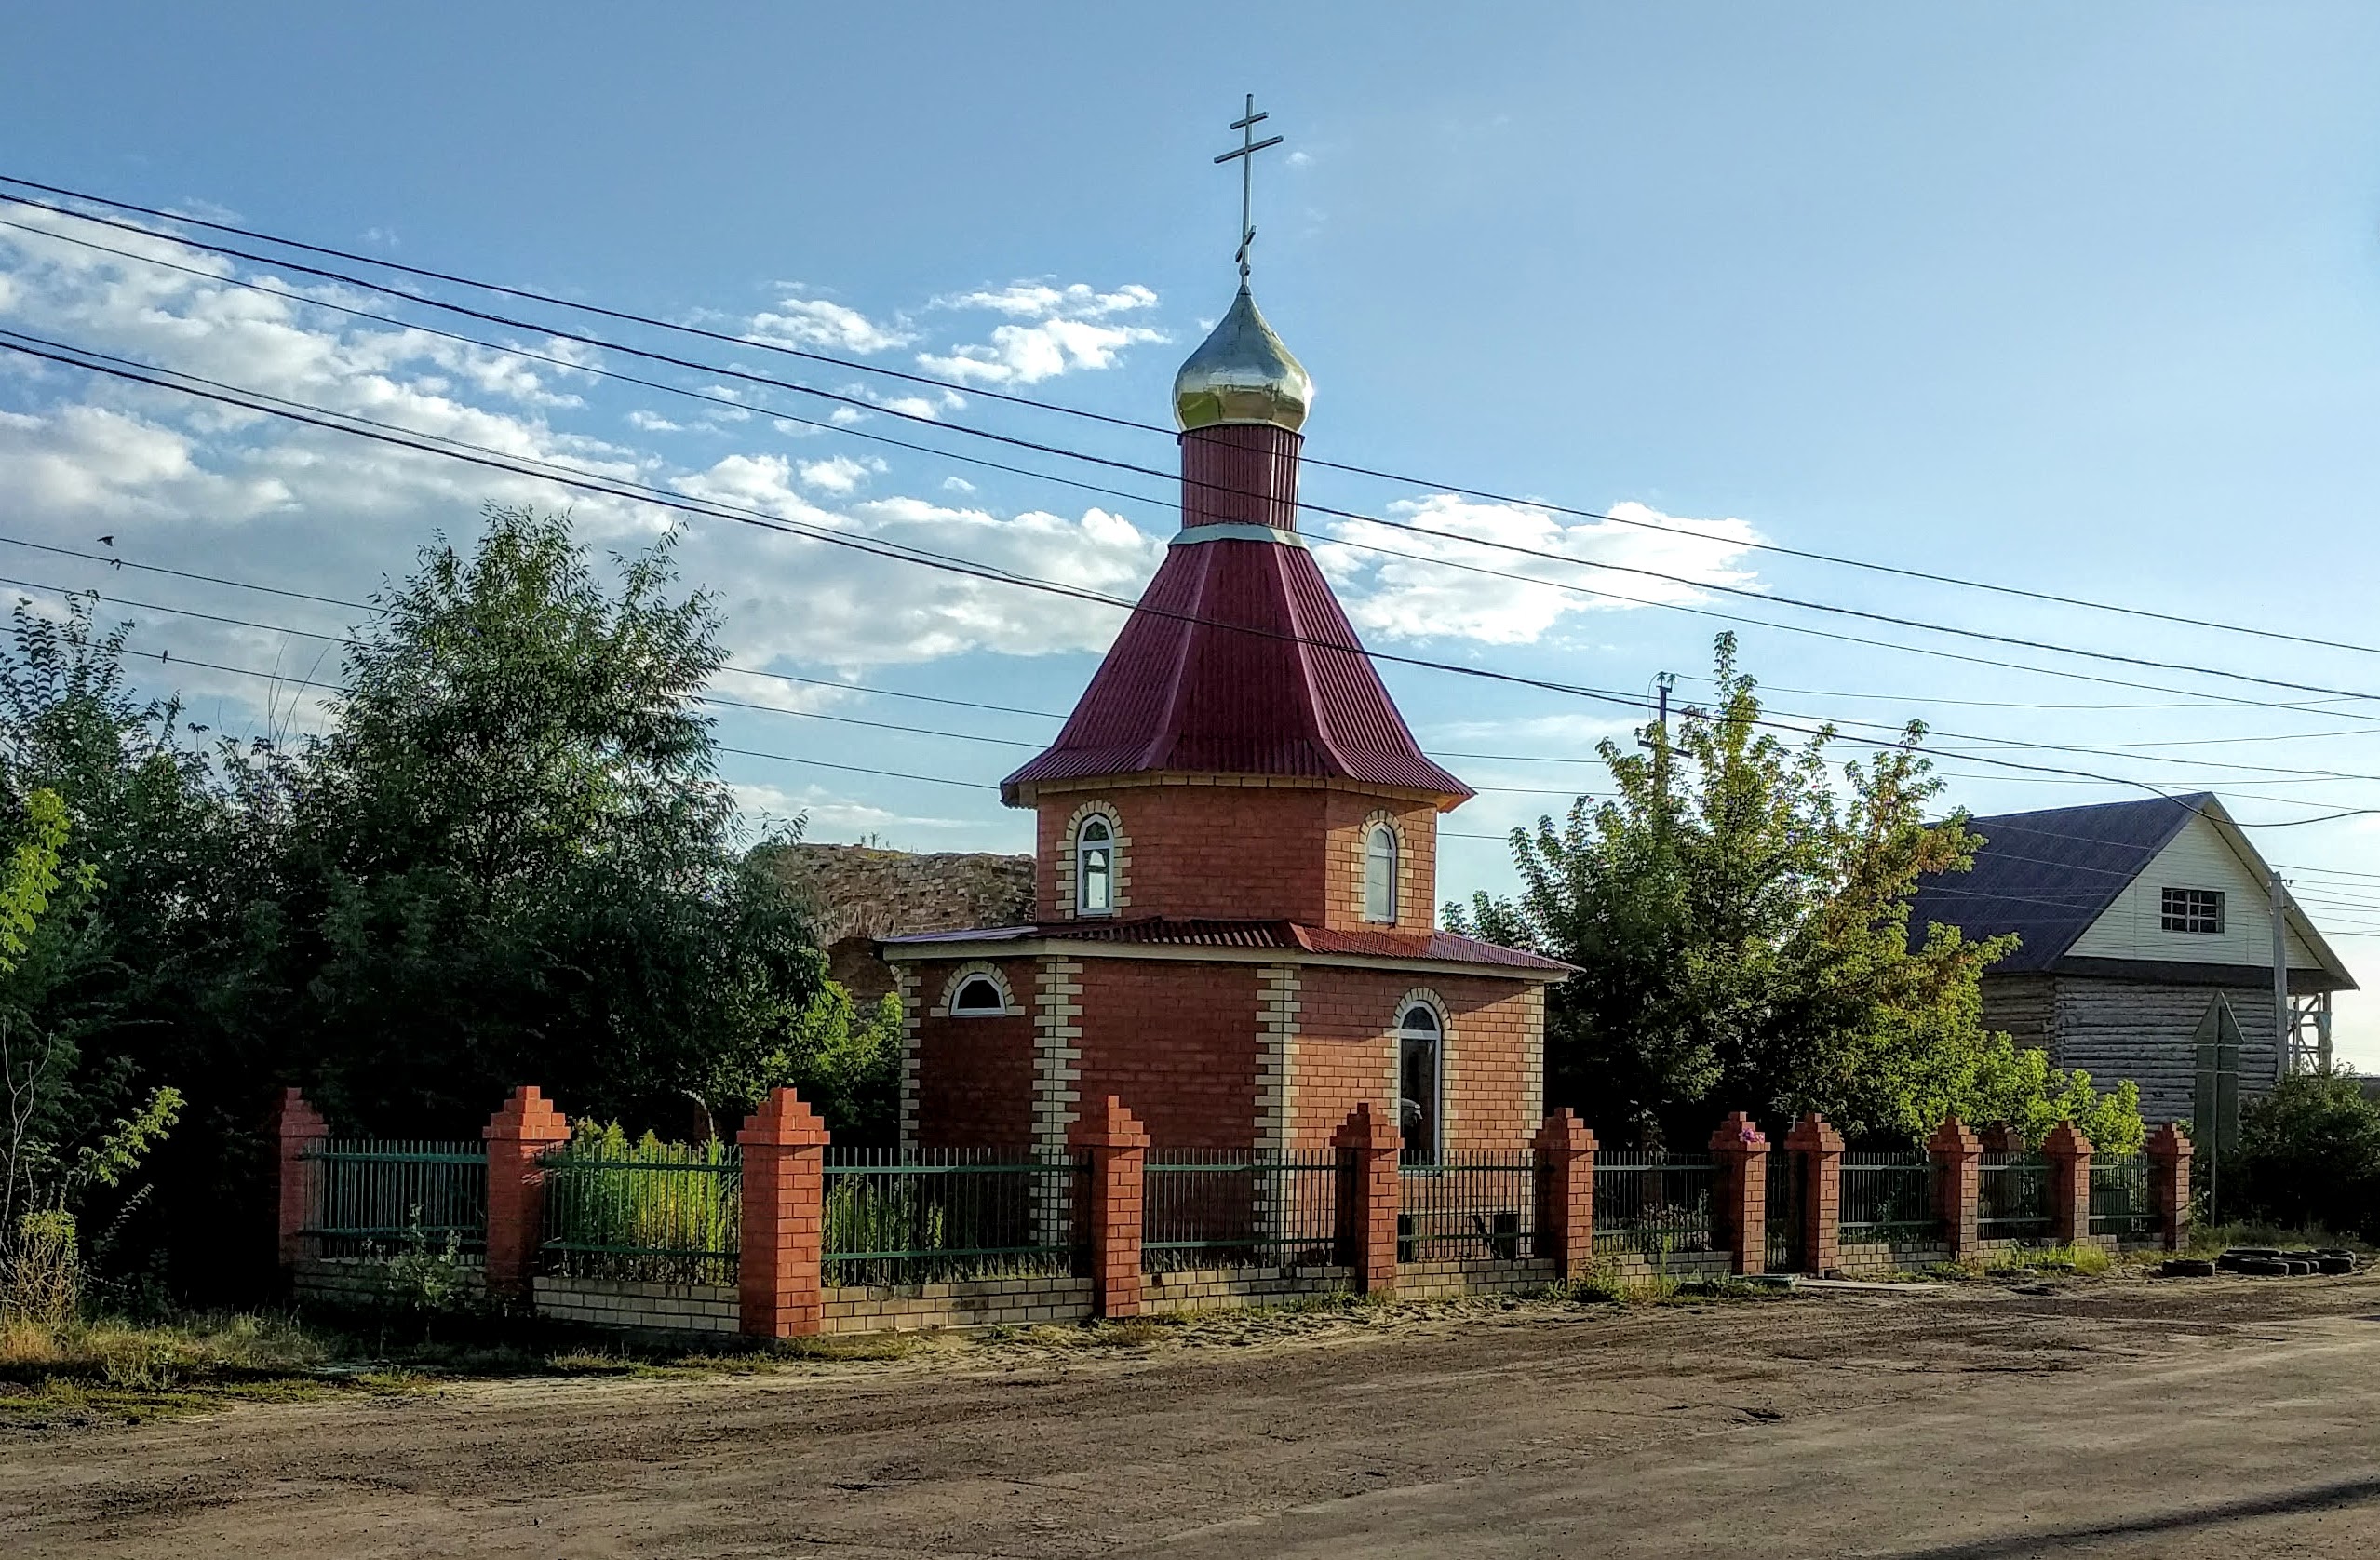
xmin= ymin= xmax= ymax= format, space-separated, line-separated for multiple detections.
xmin=7 ymin=5 xmax=2380 ymax=1064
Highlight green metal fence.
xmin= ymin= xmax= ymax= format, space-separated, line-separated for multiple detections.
xmin=2090 ymin=1154 xmax=2157 ymax=1237
xmin=823 ymin=1147 xmax=1086 ymax=1288
xmin=300 ymin=1139 xmax=487 ymax=1255
xmin=541 ymin=1141 xmax=741 ymax=1286
xmin=1593 ymin=1152 xmax=1714 ymax=1256
xmin=1839 ymin=1151 xmax=1939 ymax=1242
xmin=1142 ymin=1150 xmax=1341 ymax=1272
xmin=1978 ymin=1151 xmax=2051 ymax=1240
xmin=1399 ymin=1154 xmax=1537 ymax=1263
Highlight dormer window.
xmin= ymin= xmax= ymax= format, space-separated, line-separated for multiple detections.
xmin=951 ymin=975 xmax=1006 ymax=1015
xmin=1365 ymin=823 xmax=1398 ymax=923
xmin=2162 ymin=888 xmax=2224 ymax=935
xmin=1076 ymin=814 xmax=1115 ymax=916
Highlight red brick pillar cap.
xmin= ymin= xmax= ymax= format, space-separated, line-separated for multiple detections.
xmin=2041 ymin=1120 xmax=2094 ymax=1158
xmin=1533 ymin=1109 xmax=1597 ymax=1155
xmin=1070 ymin=1095 xmax=1150 ymax=1151
xmin=483 ymin=1084 xmax=570 ymax=1144
xmin=1927 ymin=1115 xmax=1982 ymax=1155
xmin=1334 ymin=1101 xmax=1402 ymax=1154
xmin=1783 ymin=1112 xmax=1844 ymax=1153
xmin=270 ymin=1087 xmax=328 ymax=1141
xmin=736 ymin=1086 xmax=830 ymax=1149
xmin=2145 ymin=1123 xmax=2194 ymax=1163
xmin=1709 ymin=1110 xmax=1769 ymax=1153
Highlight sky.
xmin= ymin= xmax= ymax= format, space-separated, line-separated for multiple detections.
xmin=6 ymin=5 xmax=2380 ymax=1065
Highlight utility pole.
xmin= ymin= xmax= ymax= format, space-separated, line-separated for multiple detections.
xmin=2270 ymin=868 xmax=2292 ymax=1084
xmin=1637 ymin=672 xmax=1675 ymax=769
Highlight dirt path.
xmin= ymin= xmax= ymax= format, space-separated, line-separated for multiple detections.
xmin=7 ymin=1276 xmax=2380 ymax=1557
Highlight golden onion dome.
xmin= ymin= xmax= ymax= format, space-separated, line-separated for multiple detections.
xmin=1172 ymin=284 xmax=1313 ymax=433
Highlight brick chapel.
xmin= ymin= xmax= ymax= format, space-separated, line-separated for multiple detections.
xmin=881 ymin=276 xmax=1571 ymax=1160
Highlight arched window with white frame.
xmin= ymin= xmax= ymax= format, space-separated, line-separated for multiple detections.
xmin=1397 ymin=1001 xmax=1443 ymax=1163
xmin=1364 ymin=822 xmax=1399 ymax=923
xmin=950 ymin=975 xmax=1006 ymax=1015
xmin=1074 ymin=812 xmax=1117 ymax=916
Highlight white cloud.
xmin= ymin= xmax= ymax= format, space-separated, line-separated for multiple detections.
xmin=1312 ymin=496 xmax=1762 ymax=645
xmin=796 ymin=454 xmax=884 ymax=494
xmin=916 ymin=279 xmax=1165 ymax=386
xmin=941 ymin=476 xmax=975 ymax=493
xmin=745 ymin=294 xmax=911 ymax=355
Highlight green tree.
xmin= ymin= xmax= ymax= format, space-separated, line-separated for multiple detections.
xmin=1446 ymin=635 xmax=2142 ymax=1149
xmin=287 ymin=505 xmax=826 ymax=1131
xmin=707 ymin=980 xmax=903 ymax=1145
xmin=2230 ymin=1069 xmax=2380 ymax=1236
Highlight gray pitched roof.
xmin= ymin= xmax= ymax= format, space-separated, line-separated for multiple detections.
xmin=1907 ymin=794 xmax=2208 ymax=972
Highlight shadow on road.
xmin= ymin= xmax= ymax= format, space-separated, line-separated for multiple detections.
xmin=1878 ymin=1476 xmax=2380 ymax=1559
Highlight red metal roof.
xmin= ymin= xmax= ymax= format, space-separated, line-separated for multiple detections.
xmin=881 ymin=918 xmax=1576 ymax=975
xmin=1000 ymin=534 xmax=1472 ymax=805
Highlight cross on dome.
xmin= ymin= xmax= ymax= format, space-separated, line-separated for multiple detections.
xmin=1212 ymin=92 xmax=1284 ymax=282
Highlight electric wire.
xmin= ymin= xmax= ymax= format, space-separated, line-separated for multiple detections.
xmin=10 ymin=196 xmax=2380 ymax=706
xmin=8 ymin=170 xmax=2377 ymax=667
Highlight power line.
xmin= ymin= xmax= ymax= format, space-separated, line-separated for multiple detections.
xmin=10 ymin=170 xmax=2377 ymax=670
xmin=11 ymin=331 xmax=2379 ymax=831
xmin=12 ymin=198 xmax=2380 ymax=706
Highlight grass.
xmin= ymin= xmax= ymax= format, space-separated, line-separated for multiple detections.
xmin=1983 ymin=1243 xmax=2114 ymax=1277
xmin=2186 ymin=1221 xmax=2374 ymax=1258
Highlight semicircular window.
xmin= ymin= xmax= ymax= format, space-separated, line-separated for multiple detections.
xmin=952 ymin=975 xmax=1006 ymax=1015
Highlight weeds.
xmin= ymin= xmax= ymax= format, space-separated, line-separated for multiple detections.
xmin=1985 ymin=1243 xmax=2112 ymax=1277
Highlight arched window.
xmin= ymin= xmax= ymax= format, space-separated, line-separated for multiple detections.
xmin=1397 ymin=1002 xmax=1442 ymax=1163
xmin=951 ymin=975 xmax=1006 ymax=1015
xmin=1364 ymin=823 xmax=1399 ymax=923
xmin=1076 ymin=814 xmax=1115 ymax=916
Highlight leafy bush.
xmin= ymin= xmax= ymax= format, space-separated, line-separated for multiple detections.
xmin=2229 ymin=1070 xmax=2380 ymax=1238
xmin=543 ymin=1123 xmax=739 ymax=1284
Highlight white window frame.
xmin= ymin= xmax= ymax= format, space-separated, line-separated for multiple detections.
xmin=1364 ymin=822 xmax=1399 ymax=924
xmin=950 ymin=975 xmax=1006 ymax=1015
xmin=1075 ymin=812 xmax=1118 ymax=918
xmin=936 ymin=962 xmax=1018 ymax=1018
xmin=2160 ymin=886 xmax=2225 ymax=935
xmin=1396 ymin=999 xmax=1444 ymax=1163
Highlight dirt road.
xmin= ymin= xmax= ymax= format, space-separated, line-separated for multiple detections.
xmin=7 ymin=1276 xmax=2380 ymax=1557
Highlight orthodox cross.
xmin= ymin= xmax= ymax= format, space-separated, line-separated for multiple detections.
xmin=1213 ymin=93 xmax=1284 ymax=281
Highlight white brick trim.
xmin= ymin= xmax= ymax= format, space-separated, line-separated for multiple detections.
xmin=934 ymin=961 xmax=1025 ymax=1017
xmin=1256 ymin=963 xmax=1301 ymax=1152
xmin=1032 ymin=957 xmax=1084 ymax=1159
xmin=894 ymin=965 xmax=923 ymax=1152
xmin=1354 ymin=809 xmax=1415 ymax=927
xmin=1053 ymin=800 xmax=1129 ymax=921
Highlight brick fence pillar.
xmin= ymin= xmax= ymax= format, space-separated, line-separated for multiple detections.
xmin=1786 ymin=1113 xmax=1844 ymax=1277
xmin=482 ymin=1085 xmax=571 ymax=1301
xmin=269 ymin=1087 xmax=329 ymax=1271
xmin=1708 ymin=1111 xmax=1769 ymax=1275
xmin=2146 ymin=1123 xmax=2194 ymax=1253
xmin=738 ymin=1088 xmax=831 ymax=1339
xmin=1071 ymin=1096 xmax=1148 ymax=1318
xmin=1532 ymin=1109 xmax=1597 ymax=1282
xmin=1335 ymin=1102 xmax=1401 ymax=1296
xmin=2043 ymin=1120 xmax=2094 ymax=1246
xmin=1928 ymin=1114 xmax=1983 ymax=1261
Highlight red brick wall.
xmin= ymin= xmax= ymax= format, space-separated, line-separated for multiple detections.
xmin=1074 ymin=961 xmax=1263 ymax=1149
xmin=1033 ymin=782 xmax=1442 ymax=927
xmin=1289 ymin=969 xmax=1540 ymax=1153
xmin=910 ymin=957 xmax=1037 ymax=1149
xmin=1319 ymin=792 xmax=1440 ymax=933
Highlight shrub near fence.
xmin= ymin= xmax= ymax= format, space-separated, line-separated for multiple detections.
xmin=1978 ymin=1151 xmax=2051 ymax=1240
xmin=1593 ymin=1152 xmax=1715 ymax=1255
xmin=301 ymin=1139 xmax=487 ymax=1255
xmin=823 ymin=1148 xmax=1086 ymax=1288
xmin=1839 ymin=1152 xmax=1939 ymax=1242
xmin=1142 ymin=1150 xmax=1338 ymax=1272
xmin=1400 ymin=1155 xmax=1537 ymax=1262
xmin=541 ymin=1136 xmax=740 ymax=1286
xmin=2090 ymin=1154 xmax=2156 ymax=1237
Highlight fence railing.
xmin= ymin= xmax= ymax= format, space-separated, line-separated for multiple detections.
xmin=1142 ymin=1150 xmax=1340 ymax=1272
xmin=823 ymin=1147 xmax=1086 ymax=1288
xmin=2090 ymin=1154 xmax=2157 ymax=1237
xmin=541 ymin=1142 xmax=741 ymax=1286
xmin=1593 ymin=1152 xmax=1714 ymax=1256
xmin=1399 ymin=1155 xmax=1537 ymax=1263
xmin=1839 ymin=1151 xmax=1939 ymax=1242
xmin=1978 ymin=1151 xmax=2051 ymax=1239
xmin=300 ymin=1139 xmax=488 ymax=1256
